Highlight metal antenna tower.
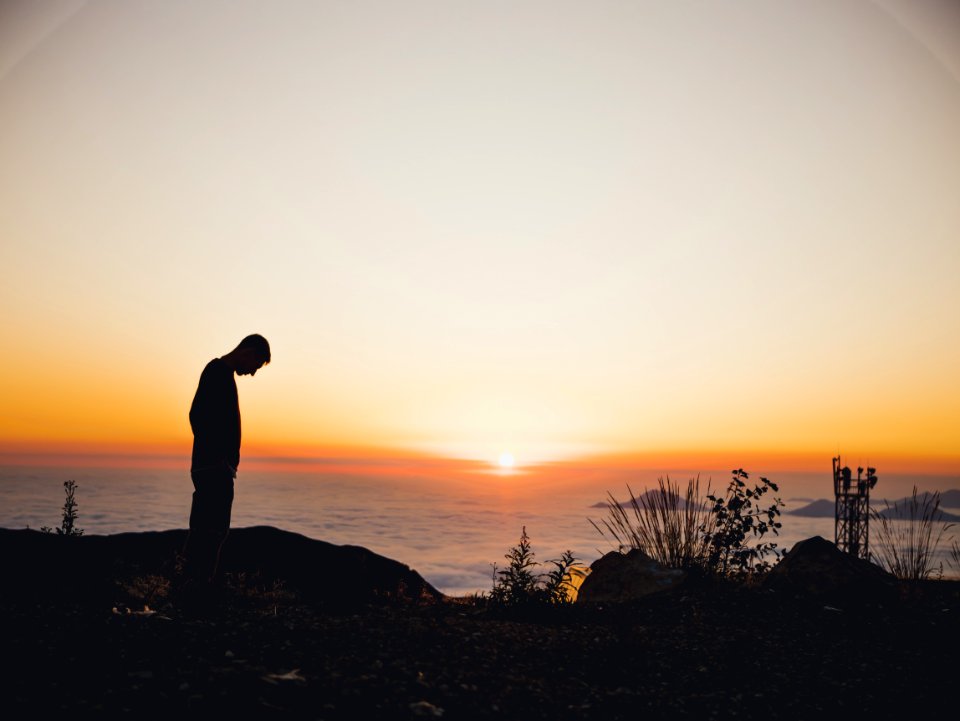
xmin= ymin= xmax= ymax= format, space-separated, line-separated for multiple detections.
xmin=833 ymin=455 xmax=878 ymax=559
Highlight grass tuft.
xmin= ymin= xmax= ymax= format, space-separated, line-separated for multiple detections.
xmin=870 ymin=487 xmax=954 ymax=581
xmin=589 ymin=475 xmax=711 ymax=570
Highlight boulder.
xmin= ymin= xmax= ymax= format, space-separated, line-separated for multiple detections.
xmin=0 ymin=526 xmax=443 ymax=606
xmin=577 ymin=549 xmax=687 ymax=603
xmin=221 ymin=526 xmax=443 ymax=604
xmin=762 ymin=535 xmax=897 ymax=605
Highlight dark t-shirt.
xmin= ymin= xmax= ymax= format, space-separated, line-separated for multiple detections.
xmin=189 ymin=358 xmax=240 ymax=472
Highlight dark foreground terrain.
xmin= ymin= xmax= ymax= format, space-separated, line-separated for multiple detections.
xmin=2 ymin=527 xmax=958 ymax=719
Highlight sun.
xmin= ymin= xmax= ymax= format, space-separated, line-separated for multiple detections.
xmin=497 ymin=452 xmax=516 ymax=470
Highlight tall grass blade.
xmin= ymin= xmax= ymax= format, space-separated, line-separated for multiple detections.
xmin=589 ymin=476 xmax=711 ymax=570
xmin=870 ymin=486 xmax=953 ymax=581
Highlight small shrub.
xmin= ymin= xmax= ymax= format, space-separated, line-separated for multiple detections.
xmin=41 ymin=480 xmax=85 ymax=537
xmin=700 ymin=469 xmax=783 ymax=578
xmin=870 ymin=487 xmax=953 ymax=581
xmin=590 ymin=470 xmax=783 ymax=579
xmin=121 ymin=574 xmax=171 ymax=607
xmin=490 ymin=526 xmax=539 ymax=603
xmin=542 ymin=550 xmax=588 ymax=604
xmin=490 ymin=527 xmax=586 ymax=605
xmin=589 ymin=475 xmax=711 ymax=569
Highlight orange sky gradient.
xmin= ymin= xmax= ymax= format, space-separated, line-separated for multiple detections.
xmin=1 ymin=1 xmax=959 ymax=480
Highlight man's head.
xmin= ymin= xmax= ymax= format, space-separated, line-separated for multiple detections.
xmin=228 ymin=334 xmax=271 ymax=376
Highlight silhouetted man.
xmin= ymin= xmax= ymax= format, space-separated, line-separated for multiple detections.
xmin=182 ymin=334 xmax=270 ymax=602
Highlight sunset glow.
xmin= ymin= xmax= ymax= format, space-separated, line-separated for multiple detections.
xmin=1 ymin=0 xmax=958 ymax=478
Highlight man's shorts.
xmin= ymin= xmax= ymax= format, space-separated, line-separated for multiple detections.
xmin=189 ymin=467 xmax=235 ymax=532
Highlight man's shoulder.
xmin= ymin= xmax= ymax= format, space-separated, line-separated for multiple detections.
xmin=200 ymin=358 xmax=233 ymax=381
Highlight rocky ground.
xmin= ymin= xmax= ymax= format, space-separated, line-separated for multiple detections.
xmin=2 ymin=528 xmax=958 ymax=719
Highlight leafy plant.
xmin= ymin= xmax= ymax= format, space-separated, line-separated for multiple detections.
xmin=590 ymin=470 xmax=783 ymax=579
xmin=589 ymin=475 xmax=711 ymax=569
xmin=490 ymin=526 xmax=538 ymax=603
xmin=700 ymin=469 xmax=783 ymax=578
xmin=870 ymin=487 xmax=953 ymax=581
xmin=41 ymin=480 xmax=84 ymax=537
xmin=542 ymin=550 xmax=588 ymax=604
xmin=490 ymin=527 xmax=586 ymax=605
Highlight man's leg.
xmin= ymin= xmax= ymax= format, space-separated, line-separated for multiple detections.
xmin=182 ymin=468 xmax=234 ymax=598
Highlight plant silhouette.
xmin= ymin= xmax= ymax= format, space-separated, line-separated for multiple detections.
xmin=41 ymin=480 xmax=84 ymax=537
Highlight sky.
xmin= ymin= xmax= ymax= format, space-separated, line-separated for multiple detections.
xmin=1 ymin=0 xmax=959 ymax=475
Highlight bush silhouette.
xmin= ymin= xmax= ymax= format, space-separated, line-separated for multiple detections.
xmin=490 ymin=527 xmax=586 ymax=605
xmin=592 ymin=469 xmax=784 ymax=579
xmin=701 ymin=469 xmax=783 ymax=577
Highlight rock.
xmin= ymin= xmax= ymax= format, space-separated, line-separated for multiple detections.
xmin=409 ymin=700 xmax=445 ymax=717
xmin=577 ymin=549 xmax=687 ymax=603
xmin=762 ymin=535 xmax=897 ymax=605
xmin=220 ymin=526 xmax=443 ymax=605
xmin=0 ymin=526 xmax=442 ymax=606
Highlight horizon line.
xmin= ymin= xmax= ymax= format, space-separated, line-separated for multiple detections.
xmin=0 ymin=443 xmax=957 ymax=477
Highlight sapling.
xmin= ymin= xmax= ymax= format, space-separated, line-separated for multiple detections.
xmin=41 ymin=480 xmax=85 ymax=537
